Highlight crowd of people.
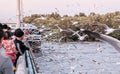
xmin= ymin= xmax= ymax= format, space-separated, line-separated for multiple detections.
xmin=0 ymin=23 xmax=33 ymax=74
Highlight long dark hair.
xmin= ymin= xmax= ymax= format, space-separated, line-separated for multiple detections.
xmin=0 ymin=29 xmax=4 ymax=43
xmin=3 ymin=31 xmax=11 ymax=40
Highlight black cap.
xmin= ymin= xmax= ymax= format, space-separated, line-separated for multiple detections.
xmin=14 ymin=28 xmax=24 ymax=37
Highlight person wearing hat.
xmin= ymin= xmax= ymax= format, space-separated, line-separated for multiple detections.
xmin=0 ymin=29 xmax=14 ymax=74
xmin=13 ymin=28 xmax=33 ymax=67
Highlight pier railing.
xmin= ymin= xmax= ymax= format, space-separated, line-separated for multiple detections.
xmin=26 ymin=35 xmax=42 ymax=42
xmin=25 ymin=50 xmax=41 ymax=74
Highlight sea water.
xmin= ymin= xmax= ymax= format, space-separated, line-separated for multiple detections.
xmin=37 ymin=42 xmax=120 ymax=74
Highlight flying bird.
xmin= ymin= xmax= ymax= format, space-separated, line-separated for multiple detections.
xmin=69 ymin=28 xmax=88 ymax=41
xmin=102 ymin=24 xmax=115 ymax=34
xmin=93 ymin=24 xmax=120 ymax=34
xmin=55 ymin=24 xmax=74 ymax=42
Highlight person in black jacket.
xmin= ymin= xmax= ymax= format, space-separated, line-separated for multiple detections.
xmin=14 ymin=28 xmax=33 ymax=67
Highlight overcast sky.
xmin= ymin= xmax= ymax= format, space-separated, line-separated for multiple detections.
xmin=0 ymin=0 xmax=120 ymax=23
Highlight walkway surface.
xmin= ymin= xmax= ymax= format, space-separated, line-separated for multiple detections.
xmin=36 ymin=42 xmax=120 ymax=74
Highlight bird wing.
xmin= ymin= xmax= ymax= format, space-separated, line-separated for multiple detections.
xmin=102 ymin=24 xmax=109 ymax=29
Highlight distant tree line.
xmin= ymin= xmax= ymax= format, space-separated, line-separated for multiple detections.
xmin=23 ymin=11 xmax=120 ymax=41
xmin=23 ymin=11 xmax=120 ymax=28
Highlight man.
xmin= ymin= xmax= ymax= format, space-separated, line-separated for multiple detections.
xmin=14 ymin=28 xmax=33 ymax=67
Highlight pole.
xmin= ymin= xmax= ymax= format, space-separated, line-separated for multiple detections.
xmin=16 ymin=0 xmax=21 ymax=28
xmin=20 ymin=0 xmax=24 ymax=27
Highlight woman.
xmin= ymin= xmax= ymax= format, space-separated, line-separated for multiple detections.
xmin=0 ymin=29 xmax=14 ymax=74
xmin=2 ymin=31 xmax=18 ymax=70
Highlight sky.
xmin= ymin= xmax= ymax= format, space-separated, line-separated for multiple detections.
xmin=0 ymin=0 xmax=120 ymax=23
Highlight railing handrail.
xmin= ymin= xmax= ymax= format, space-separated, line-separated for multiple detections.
xmin=26 ymin=35 xmax=42 ymax=42
xmin=25 ymin=50 xmax=41 ymax=74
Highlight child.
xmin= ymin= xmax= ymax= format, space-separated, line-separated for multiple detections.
xmin=14 ymin=28 xmax=33 ymax=67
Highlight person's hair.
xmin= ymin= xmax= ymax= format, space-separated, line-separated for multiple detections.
xmin=0 ymin=29 xmax=4 ymax=43
xmin=2 ymin=24 xmax=8 ymax=29
xmin=14 ymin=28 xmax=24 ymax=37
xmin=7 ymin=27 xmax=11 ymax=30
xmin=0 ymin=23 xmax=3 ymax=29
xmin=4 ymin=31 xmax=11 ymax=40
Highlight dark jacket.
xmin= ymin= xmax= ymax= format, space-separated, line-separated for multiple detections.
xmin=14 ymin=39 xmax=29 ymax=55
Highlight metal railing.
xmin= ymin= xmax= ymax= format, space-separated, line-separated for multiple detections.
xmin=15 ymin=49 xmax=41 ymax=74
xmin=27 ymin=35 xmax=42 ymax=42
xmin=25 ymin=50 xmax=41 ymax=74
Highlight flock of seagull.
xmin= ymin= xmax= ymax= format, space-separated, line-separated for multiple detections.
xmin=37 ymin=24 xmax=120 ymax=52
xmin=39 ymin=24 xmax=120 ymax=41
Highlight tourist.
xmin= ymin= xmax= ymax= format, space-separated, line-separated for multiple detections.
xmin=2 ymin=31 xmax=18 ymax=67
xmin=0 ymin=29 xmax=14 ymax=74
xmin=14 ymin=28 xmax=33 ymax=67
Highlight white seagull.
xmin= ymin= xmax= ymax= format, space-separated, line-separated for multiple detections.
xmin=102 ymin=24 xmax=115 ymax=34
xmin=93 ymin=24 xmax=120 ymax=35
xmin=69 ymin=28 xmax=88 ymax=41
xmin=55 ymin=24 xmax=64 ymax=32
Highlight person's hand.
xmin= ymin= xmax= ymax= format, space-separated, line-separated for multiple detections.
xmin=30 ymin=48 xmax=34 ymax=51
xmin=13 ymin=49 xmax=18 ymax=54
xmin=14 ymin=50 xmax=18 ymax=54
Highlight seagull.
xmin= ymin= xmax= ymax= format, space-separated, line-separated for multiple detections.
xmin=55 ymin=25 xmax=74 ymax=42
xmin=72 ymin=21 xmax=78 ymax=26
xmin=39 ymin=29 xmax=45 ymax=32
xmin=93 ymin=24 xmax=120 ymax=34
xmin=59 ymin=36 xmax=66 ymax=42
xmin=41 ymin=17 xmax=46 ymax=20
xmin=102 ymin=24 xmax=115 ymax=34
xmin=39 ymin=25 xmax=47 ymax=32
xmin=69 ymin=28 xmax=88 ymax=41
xmin=100 ymin=24 xmax=120 ymax=35
xmin=41 ymin=25 xmax=45 ymax=28
xmin=55 ymin=8 xmax=59 ymax=12
xmin=83 ymin=30 xmax=120 ymax=52
xmin=49 ymin=32 xmax=57 ymax=36
xmin=96 ymin=44 xmax=103 ymax=52
xmin=55 ymin=24 xmax=64 ymax=32
xmin=78 ymin=34 xmax=88 ymax=41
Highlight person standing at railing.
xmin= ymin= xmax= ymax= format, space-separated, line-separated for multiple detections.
xmin=13 ymin=28 xmax=33 ymax=67
xmin=0 ymin=29 xmax=14 ymax=74
xmin=2 ymin=31 xmax=18 ymax=71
